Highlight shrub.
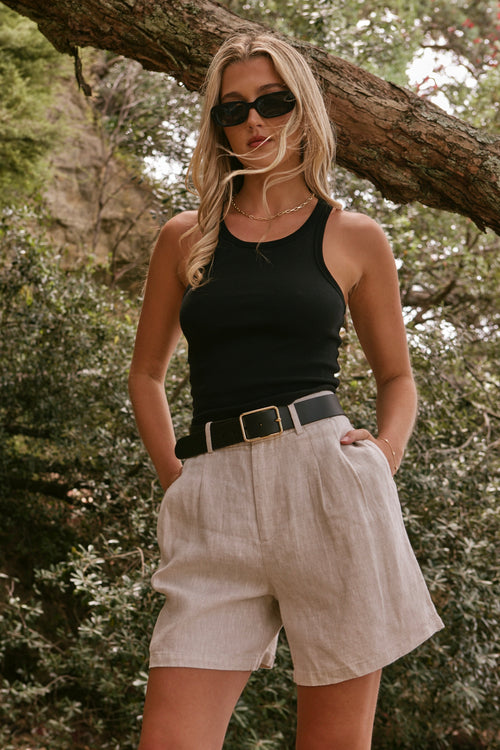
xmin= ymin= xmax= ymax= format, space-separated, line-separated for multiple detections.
xmin=0 ymin=220 xmax=498 ymax=748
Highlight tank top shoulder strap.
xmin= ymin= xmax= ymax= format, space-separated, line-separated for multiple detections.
xmin=312 ymin=198 xmax=336 ymax=235
xmin=311 ymin=200 xmax=345 ymax=307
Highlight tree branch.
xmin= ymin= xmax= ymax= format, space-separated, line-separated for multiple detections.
xmin=4 ymin=0 xmax=500 ymax=234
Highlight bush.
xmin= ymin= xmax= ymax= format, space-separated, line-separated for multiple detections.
xmin=0 ymin=219 xmax=498 ymax=749
xmin=0 ymin=217 xmax=189 ymax=748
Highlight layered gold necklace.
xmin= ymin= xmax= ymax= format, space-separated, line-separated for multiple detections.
xmin=231 ymin=193 xmax=314 ymax=222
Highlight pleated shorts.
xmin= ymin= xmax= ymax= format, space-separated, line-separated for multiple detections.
xmin=149 ymin=410 xmax=443 ymax=686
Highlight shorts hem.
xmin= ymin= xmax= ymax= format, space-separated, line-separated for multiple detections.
xmin=149 ymin=652 xmax=275 ymax=672
xmin=293 ymin=617 xmax=444 ymax=686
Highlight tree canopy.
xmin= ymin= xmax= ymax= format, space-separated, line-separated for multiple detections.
xmin=2 ymin=0 xmax=500 ymax=234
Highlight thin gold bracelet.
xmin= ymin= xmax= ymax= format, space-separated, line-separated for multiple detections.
xmin=379 ymin=437 xmax=398 ymax=473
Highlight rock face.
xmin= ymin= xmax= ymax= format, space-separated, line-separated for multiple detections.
xmin=43 ymin=63 xmax=161 ymax=294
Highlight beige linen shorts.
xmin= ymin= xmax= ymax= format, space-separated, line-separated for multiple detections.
xmin=150 ymin=410 xmax=443 ymax=686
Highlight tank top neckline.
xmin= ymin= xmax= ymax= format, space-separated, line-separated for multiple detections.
xmin=221 ymin=198 xmax=328 ymax=248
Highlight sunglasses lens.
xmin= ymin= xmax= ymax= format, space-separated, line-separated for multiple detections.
xmin=211 ymin=90 xmax=296 ymax=127
xmin=212 ymin=101 xmax=249 ymax=127
xmin=257 ymin=91 xmax=296 ymax=118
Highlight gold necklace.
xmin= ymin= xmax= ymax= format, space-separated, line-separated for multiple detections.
xmin=231 ymin=193 xmax=314 ymax=221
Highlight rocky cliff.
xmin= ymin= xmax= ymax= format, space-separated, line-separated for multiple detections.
xmin=42 ymin=59 xmax=161 ymax=294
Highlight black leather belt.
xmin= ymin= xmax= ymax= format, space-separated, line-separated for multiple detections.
xmin=175 ymin=393 xmax=344 ymax=459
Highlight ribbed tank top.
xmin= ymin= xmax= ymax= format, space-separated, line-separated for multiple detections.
xmin=180 ymin=199 xmax=346 ymax=426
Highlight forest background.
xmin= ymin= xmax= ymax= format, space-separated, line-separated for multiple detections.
xmin=0 ymin=1 xmax=498 ymax=748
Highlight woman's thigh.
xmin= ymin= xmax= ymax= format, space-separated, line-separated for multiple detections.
xmin=295 ymin=669 xmax=382 ymax=750
xmin=138 ymin=666 xmax=251 ymax=750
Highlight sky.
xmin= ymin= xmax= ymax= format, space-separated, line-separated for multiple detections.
xmin=406 ymin=47 xmax=476 ymax=113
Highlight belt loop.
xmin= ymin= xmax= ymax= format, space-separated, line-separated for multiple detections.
xmin=204 ymin=421 xmax=214 ymax=453
xmin=287 ymin=402 xmax=304 ymax=434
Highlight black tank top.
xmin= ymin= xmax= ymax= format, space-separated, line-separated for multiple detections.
xmin=180 ymin=199 xmax=346 ymax=426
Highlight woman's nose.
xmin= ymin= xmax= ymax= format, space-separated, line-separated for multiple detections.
xmin=245 ymin=105 xmax=263 ymax=126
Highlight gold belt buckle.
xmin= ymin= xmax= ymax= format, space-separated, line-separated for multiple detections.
xmin=239 ymin=405 xmax=283 ymax=443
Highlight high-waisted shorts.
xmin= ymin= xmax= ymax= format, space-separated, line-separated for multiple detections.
xmin=150 ymin=403 xmax=444 ymax=686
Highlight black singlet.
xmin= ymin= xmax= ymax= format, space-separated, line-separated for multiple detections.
xmin=180 ymin=199 xmax=346 ymax=426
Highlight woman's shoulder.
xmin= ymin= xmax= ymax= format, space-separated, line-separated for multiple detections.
xmin=147 ymin=211 xmax=200 ymax=286
xmin=323 ymin=208 xmax=395 ymax=297
xmin=327 ymin=208 xmax=392 ymax=257
xmin=154 ymin=210 xmax=200 ymax=262
xmin=158 ymin=210 xmax=199 ymax=243
xmin=329 ymin=207 xmax=385 ymax=236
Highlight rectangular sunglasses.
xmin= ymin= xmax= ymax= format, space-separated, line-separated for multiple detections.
xmin=211 ymin=90 xmax=296 ymax=128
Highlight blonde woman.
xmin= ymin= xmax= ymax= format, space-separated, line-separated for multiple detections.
xmin=129 ymin=32 xmax=443 ymax=750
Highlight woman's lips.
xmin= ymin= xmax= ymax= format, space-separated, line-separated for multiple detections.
xmin=248 ymin=136 xmax=268 ymax=148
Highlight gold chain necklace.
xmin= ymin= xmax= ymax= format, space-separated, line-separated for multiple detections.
xmin=231 ymin=193 xmax=314 ymax=221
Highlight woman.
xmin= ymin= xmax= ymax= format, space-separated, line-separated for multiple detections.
xmin=129 ymin=32 xmax=443 ymax=750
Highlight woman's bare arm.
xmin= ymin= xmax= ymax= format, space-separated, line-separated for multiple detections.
xmin=331 ymin=212 xmax=417 ymax=473
xmin=128 ymin=212 xmax=197 ymax=490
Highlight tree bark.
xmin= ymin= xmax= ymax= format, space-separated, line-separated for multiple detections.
xmin=4 ymin=0 xmax=500 ymax=234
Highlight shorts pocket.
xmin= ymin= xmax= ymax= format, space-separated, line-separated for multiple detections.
xmin=361 ymin=438 xmax=394 ymax=477
xmin=156 ymin=460 xmax=198 ymax=554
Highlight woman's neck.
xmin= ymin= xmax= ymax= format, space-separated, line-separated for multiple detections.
xmin=233 ymin=176 xmax=311 ymax=218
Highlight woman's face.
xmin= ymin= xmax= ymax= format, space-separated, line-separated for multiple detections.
xmin=218 ymin=55 xmax=299 ymax=171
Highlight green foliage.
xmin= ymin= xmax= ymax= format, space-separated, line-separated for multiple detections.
xmin=380 ymin=334 xmax=498 ymax=749
xmin=0 ymin=6 xmax=62 ymax=206
xmin=0 ymin=213 xmax=498 ymax=748
xmin=224 ymin=0 xmax=498 ymax=87
xmin=225 ymin=0 xmax=426 ymax=83
xmin=331 ymin=316 xmax=498 ymax=750
xmin=0 ymin=213 xmax=192 ymax=748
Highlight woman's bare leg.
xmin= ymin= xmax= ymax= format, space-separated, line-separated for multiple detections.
xmin=138 ymin=666 xmax=251 ymax=750
xmin=295 ymin=669 xmax=382 ymax=750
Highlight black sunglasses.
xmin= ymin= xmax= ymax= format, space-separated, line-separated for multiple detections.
xmin=211 ymin=90 xmax=296 ymax=127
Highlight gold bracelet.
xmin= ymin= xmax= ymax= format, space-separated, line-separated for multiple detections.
xmin=379 ymin=437 xmax=398 ymax=473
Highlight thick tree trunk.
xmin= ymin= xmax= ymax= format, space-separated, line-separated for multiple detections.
xmin=4 ymin=0 xmax=500 ymax=234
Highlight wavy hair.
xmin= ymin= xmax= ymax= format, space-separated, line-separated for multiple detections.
xmin=184 ymin=32 xmax=342 ymax=287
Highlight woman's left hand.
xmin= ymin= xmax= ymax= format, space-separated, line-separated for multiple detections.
xmin=340 ymin=428 xmax=397 ymax=475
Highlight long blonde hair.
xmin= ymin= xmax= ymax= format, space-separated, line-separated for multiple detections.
xmin=184 ymin=33 xmax=342 ymax=287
